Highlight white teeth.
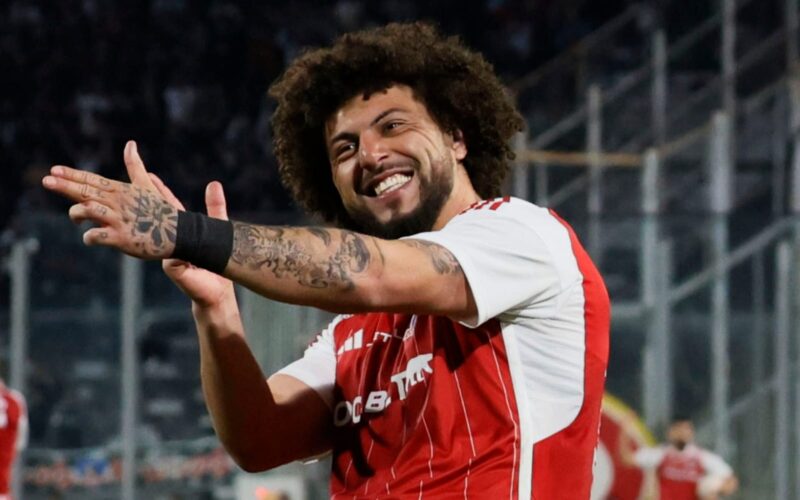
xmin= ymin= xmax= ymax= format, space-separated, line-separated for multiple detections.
xmin=374 ymin=174 xmax=411 ymax=196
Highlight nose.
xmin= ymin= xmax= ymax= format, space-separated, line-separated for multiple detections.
xmin=358 ymin=130 xmax=388 ymax=170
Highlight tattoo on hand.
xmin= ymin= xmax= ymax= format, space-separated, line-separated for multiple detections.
xmin=121 ymin=186 xmax=178 ymax=256
xmin=231 ymin=223 xmax=371 ymax=290
xmin=403 ymin=239 xmax=461 ymax=275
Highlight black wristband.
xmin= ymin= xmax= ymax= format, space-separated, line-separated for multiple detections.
xmin=172 ymin=211 xmax=234 ymax=274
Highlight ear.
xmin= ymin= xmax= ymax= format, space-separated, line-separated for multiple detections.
xmin=450 ymin=129 xmax=467 ymax=162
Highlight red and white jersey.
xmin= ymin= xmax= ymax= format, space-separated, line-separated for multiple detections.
xmin=0 ymin=384 xmax=27 ymax=495
xmin=280 ymin=196 xmax=610 ymax=498
xmin=634 ymin=444 xmax=733 ymax=500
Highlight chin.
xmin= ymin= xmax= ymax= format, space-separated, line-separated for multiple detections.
xmin=346 ymin=167 xmax=453 ymax=238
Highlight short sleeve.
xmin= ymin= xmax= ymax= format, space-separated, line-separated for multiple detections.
xmin=407 ymin=199 xmax=567 ymax=327
xmin=276 ymin=315 xmax=342 ymax=410
xmin=633 ymin=446 xmax=665 ymax=469
xmin=10 ymin=390 xmax=27 ymax=450
xmin=699 ymin=450 xmax=733 ymax=477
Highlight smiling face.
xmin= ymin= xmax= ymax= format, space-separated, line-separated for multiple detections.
xmin=325 ymin=85 xmax=476 ymax=238
xmin=667 ymin=420 xmax=695 ymax=450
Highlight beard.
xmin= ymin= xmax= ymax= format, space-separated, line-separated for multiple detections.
xmin=670 ymin=439 xmax=688 ymax=451
xmin=345 ymin=156 xmax=455 ymax=239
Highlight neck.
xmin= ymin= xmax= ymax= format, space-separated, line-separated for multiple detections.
xmin=431 ymin=166 xmax=482 ymax=231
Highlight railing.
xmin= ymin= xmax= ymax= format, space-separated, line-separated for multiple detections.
xmin=516 ymin=0 xmax=789 ymax=157
xmin=1 ymin=216 xmax=331 ymax=500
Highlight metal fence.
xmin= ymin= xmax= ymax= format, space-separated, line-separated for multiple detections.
xmin=2 ymin=212 xmax=334 ymax=499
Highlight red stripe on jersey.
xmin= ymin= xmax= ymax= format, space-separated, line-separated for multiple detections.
xmin=329 ymin=315 xmax=521 ymax=498
xmin=489 ymin=196 xmax=511 ymax=211
xmin=461 ymin=197 xmax=512 ymax=215
xmin=531 ymin=210 xmax=610 ymax=499
xmin=459 ymin=200 xmax=484 ymax=215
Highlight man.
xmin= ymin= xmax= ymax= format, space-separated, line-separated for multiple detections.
xmin=621 ymin=416 xmax=738 ymax=500
xmin=0 ymin=379 xmax=27 ymax=500
xmin=43 ymin=23 xmax=609 ymax=498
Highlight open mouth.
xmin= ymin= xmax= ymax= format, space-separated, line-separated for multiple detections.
xmin=373 ymin=173 xmax=412 ymax=196
xmin=363 ymin=171 xmax=414 ymax=197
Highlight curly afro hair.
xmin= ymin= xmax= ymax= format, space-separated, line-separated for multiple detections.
xmin=269 ymin=22 xmax=524 ymax=227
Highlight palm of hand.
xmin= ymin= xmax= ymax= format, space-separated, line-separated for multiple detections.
xmin=162 ymin=258 xmax=233 ymax=308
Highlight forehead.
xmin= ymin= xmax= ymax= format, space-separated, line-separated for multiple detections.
xmin=325 ymin=85 xmax=433 ymax=139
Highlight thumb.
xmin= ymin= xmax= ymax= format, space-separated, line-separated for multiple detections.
xmin=205 ymin=181 xmax=228 ymax=220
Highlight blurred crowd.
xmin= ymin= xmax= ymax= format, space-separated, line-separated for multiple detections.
xmin=0 ymin=0 xmax=631 ymax=237
xmin=1 ymin=0 xmax=641 ymax=450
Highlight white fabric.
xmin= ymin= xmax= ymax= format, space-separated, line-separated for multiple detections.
xmin=698 ymin=447 xmax=733 ymax=477
xmin=634 ymin=444 xmax=733 ymax=476
xmin=276 ymin=315 xmax=343 ymax=410
xmin=633 ymin=446 xmax=666 ymax=469
xmin=408 ymin=201 xmax=564 ymax=328
xmin=9 ymin=389 xmax=26 ymax=451
xmin=414 ymin=200 xmax=588 ymax=444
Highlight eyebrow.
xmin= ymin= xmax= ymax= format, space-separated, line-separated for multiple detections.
xmin=328 ymin=107 xmax=405 ymax=147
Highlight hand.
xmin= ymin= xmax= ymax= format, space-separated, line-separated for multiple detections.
xmin=149 ymin=173 xmax=235 ymax=308
xmin=42 ymin=153 xmax=178 ymax=260
xmin=117 ymin=141 xmax=236 ymax=307
xmin=43 ymin=141 xmax=235 ymax=308
xmin=120 ymin=141 xmax=235 ymax=308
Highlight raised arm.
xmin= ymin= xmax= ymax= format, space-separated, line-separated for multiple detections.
xmin=141 ymin=161 xmax=331 ymax=471
xmin=223 ymin=222 xmax=474 ymax=318
xmin=42 ymin=163 xmax=476 ymax=320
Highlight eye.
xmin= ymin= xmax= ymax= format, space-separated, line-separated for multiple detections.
xmin=335 ymin=143 xmax=356 ymax=161
xmin=383 ymin=121 xmax=402 ymax=132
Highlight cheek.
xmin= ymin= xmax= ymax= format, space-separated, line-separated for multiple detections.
xmin=332 ymin=163 xmax=359 ymax=201
xmin=331 ymin=162 xmax=349 ymax=188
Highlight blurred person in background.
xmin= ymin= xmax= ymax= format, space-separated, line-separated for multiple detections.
xmin=0 ymin=377 xmax=27 ymax=500
xmin=620 ymin=415 xmax=738 ymax=500
xmin=43 ymin=22 xmax=609 ymax=498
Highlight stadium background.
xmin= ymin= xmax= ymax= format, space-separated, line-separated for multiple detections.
xmin=1 ymin=0 xmax=797 ymax=498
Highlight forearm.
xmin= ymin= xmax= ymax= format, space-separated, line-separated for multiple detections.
xmin=192 ymin=296 xmax=288 ymax=469
xmin=223 ymin=223 xmax=405 ymax=312
xmin=219 ymin=221 xmax=471 ymax=317
xmin=40 ymin=165 xmax=466 ymax=315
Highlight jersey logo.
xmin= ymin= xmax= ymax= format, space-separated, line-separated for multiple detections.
xmin=332 ymin=353 xmax=434 ymax=426
xmin=336 ymin=329 xmax=364 ymax=355
xmin=336 ymin=329 xmax=401 ymax=357
xmin=390 ymin=353 xmax=433 ymax=399
xmin=333 ymin=391 xmax=391 ymax=426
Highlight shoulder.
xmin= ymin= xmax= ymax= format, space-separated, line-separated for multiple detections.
xmin=4 ymin=388 xmax=25 ymax=407
xmin=448 ymin=196 xmax=571 ymax=244
xmin=456 ymin=196 xmax=550 ymax=221
xmin=695 ymin=445 xmax=730 ymax=464
xmin=633 ymin=445 xmax=667 ymax=468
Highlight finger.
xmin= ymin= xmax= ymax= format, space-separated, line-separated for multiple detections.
xmin=68 ymin=201 xmax=119 ymax=226
xmin=149 ymin=173 xmax=186 ymax=211
xmin=82 ymin=227 xmax=118 ymax=247
xmin=124 ymin=141 xmax=158 ymax=190
xmin=47 ymin=166 xmax=115 ymax=191
xmin=205 ymin=181 xmax=228 ymax=220
xmin=43 ymin=175 xmax=112 ymax=203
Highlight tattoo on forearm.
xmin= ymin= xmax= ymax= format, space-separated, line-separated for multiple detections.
xmin=230 ymin=223 xmax=372 ymax=290
xmin=403 ymin=239 xmax=461 ymax=275
xmin=308 ymin=227 xmax=332 ymax=245
xmin=121 ymin=185 xmax=178 ymax=256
